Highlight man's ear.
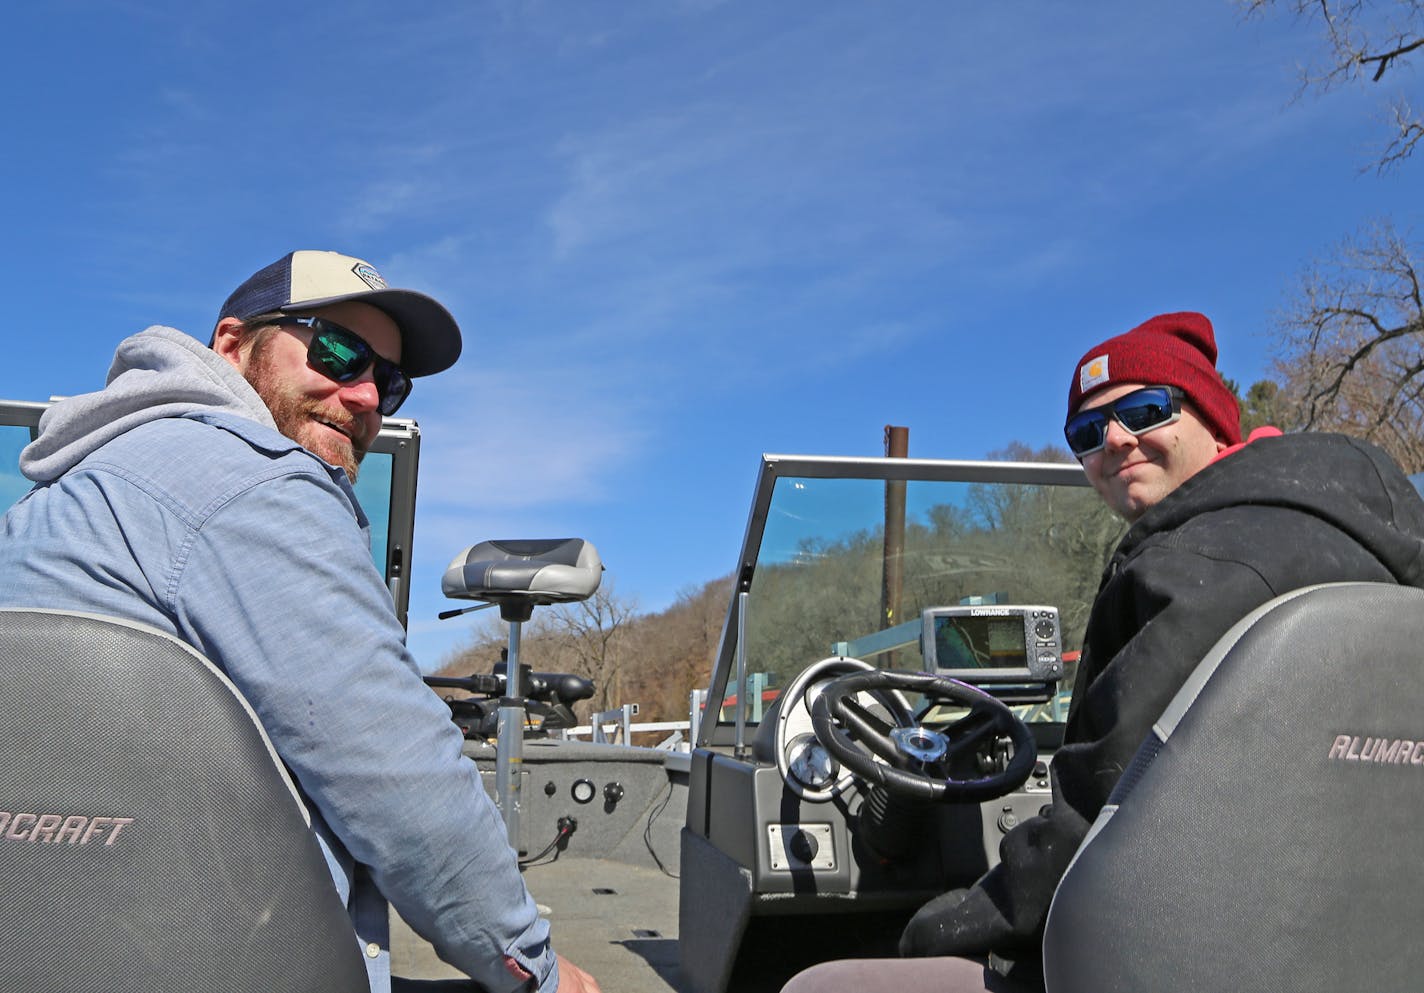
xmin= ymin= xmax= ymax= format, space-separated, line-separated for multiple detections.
xmin=211 ymin=317 xmax=248 ymax=371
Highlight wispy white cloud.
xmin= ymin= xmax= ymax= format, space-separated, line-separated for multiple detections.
xmin=414 ymin=364 xmax=651 ymax=513
xmin=11 ymin=0 xmax=1414 ymax=641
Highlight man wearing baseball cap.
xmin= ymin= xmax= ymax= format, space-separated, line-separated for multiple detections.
xmin=0 ymin=251 xmax=599 ymax=993
xmin=787 ymin=312 xmax=1424 ymax=993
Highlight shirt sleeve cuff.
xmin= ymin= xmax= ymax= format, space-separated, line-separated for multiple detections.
xmin=508 ymin=945 xmax=558 ymax=993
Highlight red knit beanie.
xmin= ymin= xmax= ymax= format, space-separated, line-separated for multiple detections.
xmin=1066 ymin=312 xmax=1242 ymax=445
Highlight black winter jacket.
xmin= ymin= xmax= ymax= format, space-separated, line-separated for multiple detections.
xmin=902 ymin=432 xmax=1424 ymax=969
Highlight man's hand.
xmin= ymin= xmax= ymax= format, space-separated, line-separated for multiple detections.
xmin=900 ymin=887 xmax=974 ymax=956
xmin=555 ymin=953 xmax=601 ymax=993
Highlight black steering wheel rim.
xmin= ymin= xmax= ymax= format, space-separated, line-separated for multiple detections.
xmin=810 ymin=669 xmax=1036 ymax=802
xmin=772 ymin=656 xmax=916 ymax=802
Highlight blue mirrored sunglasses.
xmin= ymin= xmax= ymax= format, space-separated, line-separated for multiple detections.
xmin=270 ymin=316 xmax=412 ymax=416
xmin=1064 ymin=385 xmax=1183 ymax=457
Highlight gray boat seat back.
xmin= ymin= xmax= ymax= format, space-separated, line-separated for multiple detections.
xmin=1043 ymin=582 xmax=1424 ymax=993
xmin=0 ymin=609 xmax=367 ymax=993
xmin=442 ymin=538 xmax=603 ymax=605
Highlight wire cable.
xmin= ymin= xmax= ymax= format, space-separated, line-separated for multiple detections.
xmin=642 ymin=780 xmax=679 ymax=878
xmin=519 ymin=815 xmax=577 ymax=868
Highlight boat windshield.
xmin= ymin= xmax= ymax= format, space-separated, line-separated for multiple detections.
xmin=703 ymin=455 xmax=1124 ymax=742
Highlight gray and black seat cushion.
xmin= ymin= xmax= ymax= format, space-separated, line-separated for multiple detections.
xmin=0 ymin=609 xmax=367 ymax=993
xmin=442 ymin=538 xmax=602 ymax=620
xmin=1043 ymin=582 xmax=1424 ymax=993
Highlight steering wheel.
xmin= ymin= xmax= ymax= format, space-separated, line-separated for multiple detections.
xmin=773 ymin=656 xmax=915 ymax=802
xmin=810 ymin=669 xmax=1036 ymax=803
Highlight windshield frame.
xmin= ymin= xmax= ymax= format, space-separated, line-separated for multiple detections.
xmin=696 ymin=453 xmax=1098 ymax=749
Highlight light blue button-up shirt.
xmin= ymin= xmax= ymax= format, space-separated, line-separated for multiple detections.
xmin=0 ymin=328 xmax=556 ymax=993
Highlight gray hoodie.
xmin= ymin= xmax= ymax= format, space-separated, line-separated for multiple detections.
xmin=22 ymin=325 xmax=276 ymax=482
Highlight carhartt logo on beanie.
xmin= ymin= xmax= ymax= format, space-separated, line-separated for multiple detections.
xmin=1067 ymin=312 xmax=1242 ymax=445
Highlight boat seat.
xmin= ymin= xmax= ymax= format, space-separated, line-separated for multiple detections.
xmin=0 ymin=608 xmax=367 ymax=993
xmin=1043 ymin=582 xmax=1424 ymax=993
xmin=442 ymin=538 xmax=603 ymax=621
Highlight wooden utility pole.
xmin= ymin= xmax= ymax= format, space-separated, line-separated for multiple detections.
xmin=881 ymin=425 xmax=908 ymax=634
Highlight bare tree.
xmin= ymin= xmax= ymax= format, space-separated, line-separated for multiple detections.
xmin=432 ymin=576 xmax=736 ymax=727
xmin=619 ymin=577 xmax=733 ymax=724
xmin=435 ymin=615 xmax=509 ymax=676
xmin=545 ymin=583 xmax=638 ymax=712
xmin=1267 ymin=221 xmax=1424 ymax=470
xmin=1241 ymin=0 xmax=1424 ymax=169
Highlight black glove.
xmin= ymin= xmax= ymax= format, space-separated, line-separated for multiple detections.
xmin=899 ymin=885 xmax=1016 ymax=958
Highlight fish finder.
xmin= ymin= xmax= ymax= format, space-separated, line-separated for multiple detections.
xmin=920 ymin=604 xmax=1064 ymax=684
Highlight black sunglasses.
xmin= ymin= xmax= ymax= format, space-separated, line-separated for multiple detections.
xmin=269 ymin=316 xmax=412 ymax=416
xmin=1064 ymin=385 xmax=1183 ymax=457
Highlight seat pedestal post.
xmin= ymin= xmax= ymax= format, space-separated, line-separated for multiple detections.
xmin=495 ymin=617 xmax=526 ymax=853
xmin=440 ymin=537 xmax=605 ymax=856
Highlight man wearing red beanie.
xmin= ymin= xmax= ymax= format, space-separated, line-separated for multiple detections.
xmin=786 ymin=312 xmax=1424 ymax=993
xmin=1064 ymin=311 xmax=1241 ymax=521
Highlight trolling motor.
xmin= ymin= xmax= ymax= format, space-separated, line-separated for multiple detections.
xmin=426 ymin=660 xmax=595 ymax=739
xmin=437 ymin=538 xmax=603 ymax=852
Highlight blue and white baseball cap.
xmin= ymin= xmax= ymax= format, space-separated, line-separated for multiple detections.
xmin=216 ymin=250 xmax=462 ymax=377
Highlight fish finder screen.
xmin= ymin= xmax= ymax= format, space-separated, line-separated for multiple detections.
xmin=932 ymin=614 xmax=1027 ymax=670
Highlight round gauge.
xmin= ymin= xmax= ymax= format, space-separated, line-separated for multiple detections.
xmin=786 ymin=734 xmax=840 ymax=790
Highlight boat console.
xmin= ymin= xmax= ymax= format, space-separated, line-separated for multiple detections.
xmin=679 ymin=454 xmax=1116 ymax=993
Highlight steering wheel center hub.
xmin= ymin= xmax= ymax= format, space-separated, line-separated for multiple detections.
xmin=890 ymin=726 xmax=949 ymax=764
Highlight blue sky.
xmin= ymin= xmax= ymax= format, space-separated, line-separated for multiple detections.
xmin=2 ymin=1 xmax=1417 ymax=668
